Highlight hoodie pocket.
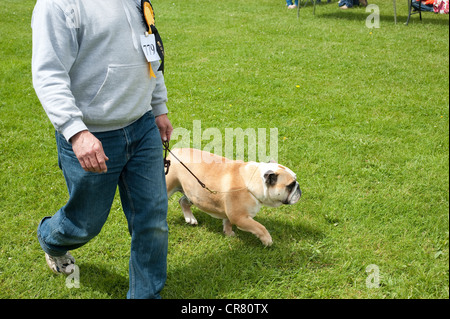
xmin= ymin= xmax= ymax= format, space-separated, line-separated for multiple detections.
xmin=84 ymin=63 xmax=154 ymax=125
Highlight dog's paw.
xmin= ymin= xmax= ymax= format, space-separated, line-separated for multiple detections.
xmin=224 ymin=230 xmax=235 ymax=237
xmin=260 ymin=235 xmax=273 ymax=247
xmin=185 ymin=217 xmax=198 ymax=225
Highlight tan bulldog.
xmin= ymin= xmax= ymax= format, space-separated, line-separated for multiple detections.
xmin=166 ymin=148 xmax=301 ymax=246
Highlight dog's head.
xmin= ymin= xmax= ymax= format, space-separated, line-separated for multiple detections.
xmin=260 ymin=163 xmax=301 ymax=207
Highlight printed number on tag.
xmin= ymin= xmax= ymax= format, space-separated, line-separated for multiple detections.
xmin=140 ymin=34 xmax=160 ymax=62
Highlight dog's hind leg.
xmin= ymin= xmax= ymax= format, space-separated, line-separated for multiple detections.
xmin=179 ymin=196 xmax=198 ymax=225
xmin=222 ymin=219 xmax=235 ymax=237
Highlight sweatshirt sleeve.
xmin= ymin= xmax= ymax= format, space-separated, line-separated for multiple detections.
xmin=151 ymin=68 xmax=169 ymax=117
xmin=32 ymin=0 xmax=88 ymax=142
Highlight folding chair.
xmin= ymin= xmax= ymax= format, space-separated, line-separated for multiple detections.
xmin=406 ymin=0 xmax=434 ymax=25
xmin=297 ymin=0 xmax=320 ymax=17
xmin=298 ymin=0 xmax=399 ymax=24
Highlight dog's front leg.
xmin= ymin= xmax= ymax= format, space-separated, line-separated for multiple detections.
xmin=232 ymin=216 xmax=273 ymax=246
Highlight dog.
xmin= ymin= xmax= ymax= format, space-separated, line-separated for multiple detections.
xmin=165 ymin=148 xmax=301 ymax=246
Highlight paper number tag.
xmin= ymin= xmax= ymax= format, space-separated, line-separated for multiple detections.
xmin=140 ymin=34 xmax=160 ymax=62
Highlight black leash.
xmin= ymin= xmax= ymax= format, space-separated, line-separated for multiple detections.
xmin=163 ymin=141 xmax=217 ymax=194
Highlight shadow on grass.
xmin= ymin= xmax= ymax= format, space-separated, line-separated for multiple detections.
xmin=78 ymin=262 xmax=128 ymax=298
xmin=317 ymin=10 xmax=449 ymax=26
xmin=164 ymin=209 xmax=326 ymax=298
xmin=76 ymin=208 xmax=325 ymax=299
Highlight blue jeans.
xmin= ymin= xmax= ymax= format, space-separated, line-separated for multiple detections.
xmin=286 ymin=0 xmax=323 ymax=5
xmin=37 ymin=111 xmax=169 ymax=299
xmin=339 ymin=0 xmax=360 ymax=7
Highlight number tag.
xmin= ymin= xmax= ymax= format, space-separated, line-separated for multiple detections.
xmin=140 ymin=34 xmax=160 ymax=62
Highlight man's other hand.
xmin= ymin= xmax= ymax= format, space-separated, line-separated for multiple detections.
xmin=155 ymin=114 xmax=173 ymax=142
xmin=70 ymin=130 xmax=109 ymax=173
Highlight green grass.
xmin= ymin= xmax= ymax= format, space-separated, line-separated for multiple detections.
xmin=0 ymin=0 xmax=448 ymax=299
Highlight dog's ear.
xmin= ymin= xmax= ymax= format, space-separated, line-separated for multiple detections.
xmin=264 ymin=170 xmax=278 ymax=186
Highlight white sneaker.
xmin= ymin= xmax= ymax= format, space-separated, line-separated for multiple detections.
xmin=45 ymin=252 xmax=76 ymax=275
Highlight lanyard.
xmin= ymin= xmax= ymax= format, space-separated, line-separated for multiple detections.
xmin=141 ymin=0 xmax=164 ymax=77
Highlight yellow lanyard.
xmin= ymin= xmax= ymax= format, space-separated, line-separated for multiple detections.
xmin=142 ymin=1 xmax=157 ymax=78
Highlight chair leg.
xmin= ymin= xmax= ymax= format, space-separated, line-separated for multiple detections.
xmin=419 ymin=1 xmax=423 ymax=21
xmin=406 ymin=0 xmax=412 ymax=25
xmin=393 ymin=0 xmax=397 ymax=24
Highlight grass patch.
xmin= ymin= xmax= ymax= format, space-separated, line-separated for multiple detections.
xmin=0 ymin=0 xmax=448 ymax=298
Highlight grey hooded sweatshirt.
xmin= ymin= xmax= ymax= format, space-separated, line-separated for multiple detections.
xmin=32 ymin=0 xmax=168 ymax=142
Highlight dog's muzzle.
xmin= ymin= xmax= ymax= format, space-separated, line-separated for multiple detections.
xmin=283 ymin=182 xmax=301 ymax=205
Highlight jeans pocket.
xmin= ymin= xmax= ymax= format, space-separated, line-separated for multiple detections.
xmin=145 ymin=109 xmax=155 ymax=120
xmin=55 ymin=131 xmax=75 ymax=169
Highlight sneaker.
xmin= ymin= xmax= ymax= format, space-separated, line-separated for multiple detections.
xmin=45 ymin=252 xmax=76 ymax=275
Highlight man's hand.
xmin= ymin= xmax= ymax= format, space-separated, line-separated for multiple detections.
xmin=70 ymin=130 xmax=109 ymax=173
xmin=155 ymin=114 xmax=173 ymax=142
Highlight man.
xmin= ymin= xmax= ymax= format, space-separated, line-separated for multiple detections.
xmin=31 ymin=0 xmax=172 ymax=299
